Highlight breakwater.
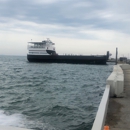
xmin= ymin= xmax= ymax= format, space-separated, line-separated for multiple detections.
xmin=105 ymin=64 xmax=130 ymax=129
xmin=92 ymin=64 xmax=130 ymax=130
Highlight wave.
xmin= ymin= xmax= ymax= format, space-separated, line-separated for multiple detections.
xmin=0 ymin=110 xmax=58 ymax=130
xmin=69 ymin=122 xmax=93 ymax=130
xmin=42 ymin=105 xmax=74 ymax=117
xmin=0 ymin=110 xmax=25 ymax=127
xmin=0 ymin=56 xmax=113 ymax=130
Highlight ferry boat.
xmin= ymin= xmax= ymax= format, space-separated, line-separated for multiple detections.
xmin=27 ymin=39 xmax=109 ymax=65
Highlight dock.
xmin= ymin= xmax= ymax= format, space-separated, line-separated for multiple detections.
xmin=91 ymin=64 xmax=130 ymax=130
xmin=105 ymin=65 xmax=130 ymax=130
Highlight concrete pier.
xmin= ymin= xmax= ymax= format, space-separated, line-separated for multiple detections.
xmin=105 ymin=65 xmax=130 ymax=130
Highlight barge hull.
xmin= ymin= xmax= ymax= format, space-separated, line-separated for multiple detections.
xmin=27 ymin=54 xmax=108 ymax=65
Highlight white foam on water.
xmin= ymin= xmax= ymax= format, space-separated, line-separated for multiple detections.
xmin=0 ymin=110 xmax=58 ymax=130
xmin=0 ymin=110 xmax=25 ymax=127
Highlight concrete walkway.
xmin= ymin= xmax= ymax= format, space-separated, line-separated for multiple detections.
xmin=105 ymin=68 xmax=130 ymax=130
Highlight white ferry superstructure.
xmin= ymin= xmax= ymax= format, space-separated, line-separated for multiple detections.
xmin=27 ymin=38 xmax=56 ymax=55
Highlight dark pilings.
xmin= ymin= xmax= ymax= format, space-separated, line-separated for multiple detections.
xmin=107 ymin=51 xmax=109 ymax=60
xmin=116 ymin=48 xmax=118 ymax=65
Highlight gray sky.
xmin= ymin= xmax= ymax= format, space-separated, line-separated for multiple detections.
xmin=0 ymin=0 xmax=130 ymax=57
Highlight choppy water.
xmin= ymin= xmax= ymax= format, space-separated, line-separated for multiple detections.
xmin=0 ymin=55 xmax=113 ymax=130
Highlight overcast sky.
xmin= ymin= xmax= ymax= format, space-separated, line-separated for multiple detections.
xmin=0 ymin=0 xmax=130 ymax=57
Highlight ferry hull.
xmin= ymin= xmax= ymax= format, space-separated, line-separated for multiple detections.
xmin=27 ymin=54 xmax=108 ymax=65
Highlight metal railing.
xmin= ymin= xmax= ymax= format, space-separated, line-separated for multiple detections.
xmin=91 ymin=85 xmax=110 ymax=130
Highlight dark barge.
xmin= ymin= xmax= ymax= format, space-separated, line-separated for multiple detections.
xmin=27 ymin=52 xmax=109 ymax=65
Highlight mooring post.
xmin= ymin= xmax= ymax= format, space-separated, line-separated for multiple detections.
xmin=116 ymin=48 xmax=118 ymax=65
